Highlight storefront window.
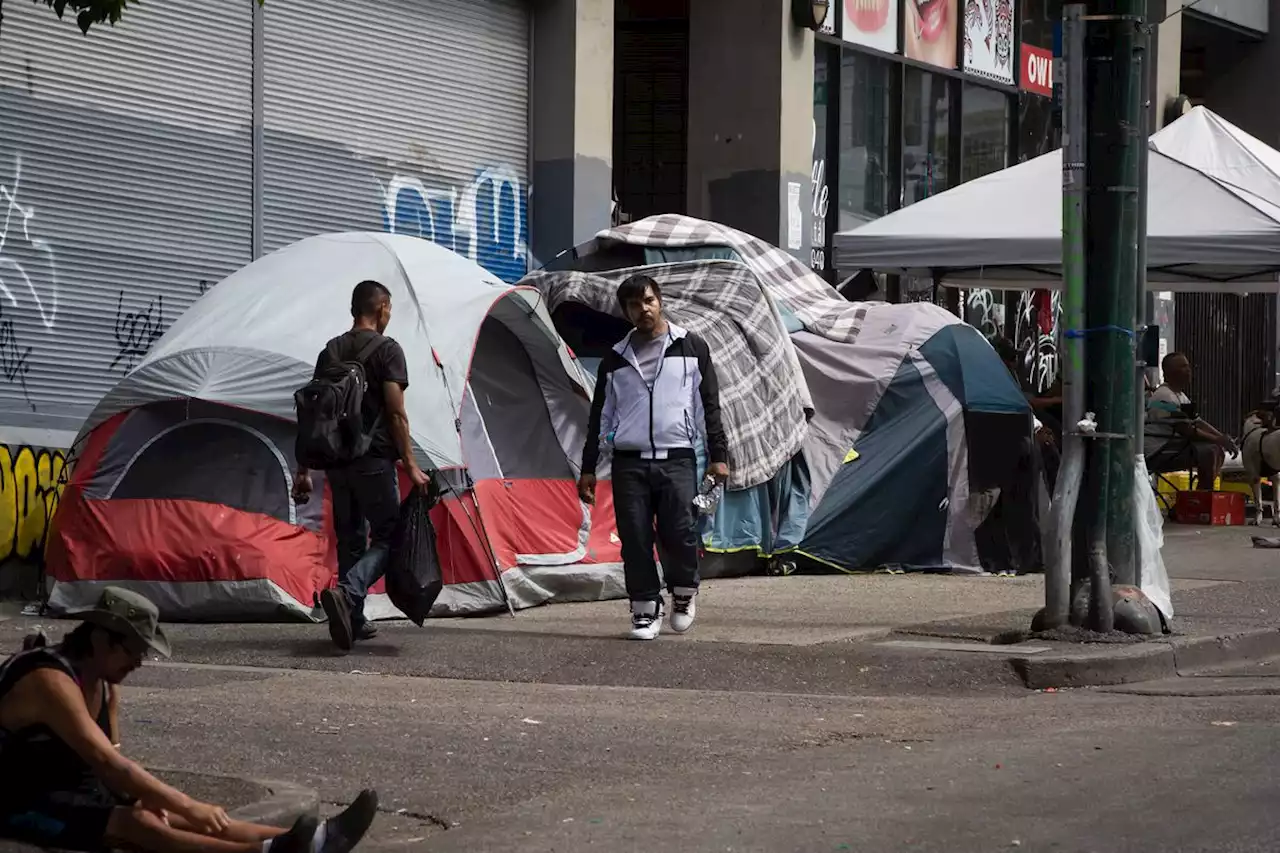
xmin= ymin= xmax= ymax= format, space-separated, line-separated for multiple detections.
xmin=961 ymin=84 xmax=1009 ymax=182
xmin=1017 ymin=92 xmax=1058 ymax=161
xmin=813 ymin=44 xmax=832 ymax=275
xmin=838 ymin=49 xmax=892 ymax=231
xmin=901 ymin=67 xmax=953 ymax=205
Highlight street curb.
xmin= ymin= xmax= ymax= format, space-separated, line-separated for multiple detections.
xmin=1008 ymin=627 xmax=1280 ymax=689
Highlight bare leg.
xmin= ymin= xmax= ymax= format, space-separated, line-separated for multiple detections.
xmin=167 ymin=815 xmax=287 ymax=844
xmin=105 ymin=807 xmax=261 ymax=853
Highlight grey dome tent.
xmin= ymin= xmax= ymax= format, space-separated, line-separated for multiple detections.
xmin=528 ymin=215 xmax=1039 ymax=574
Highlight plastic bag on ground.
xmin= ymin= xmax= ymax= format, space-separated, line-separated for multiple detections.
xmin=386 ymin=488 xmax=444 ymax=627
xmin=1134 ymin=456 xmax=1174 ymax=622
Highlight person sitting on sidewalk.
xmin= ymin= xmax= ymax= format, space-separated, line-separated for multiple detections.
xmin=0 ymin=586 xmax=378 ymax=853
xmin=1146 ymin=352 xmax=1237 ymax=489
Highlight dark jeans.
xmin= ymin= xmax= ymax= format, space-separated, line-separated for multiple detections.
xmin=0 ymin=777 xmax=133 ymax=852
xmin=612 ymin=454 xmax=700 ymax=603
xmin=329 ymin=455 xmax=400 ymax=630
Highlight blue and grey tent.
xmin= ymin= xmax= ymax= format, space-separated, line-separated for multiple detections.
xmin=528 ymin=214 xmax=1039 ymax=574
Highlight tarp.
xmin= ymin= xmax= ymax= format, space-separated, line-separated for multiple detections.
xmin=523 ymin=260 xmax=809 ymax=491
xmin=533 ymin=215 xmax=1038 ymax=573
xmin=833 ymin=106 xmax=1280 ymax=292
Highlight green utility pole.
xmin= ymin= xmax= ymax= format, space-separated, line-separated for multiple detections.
xmin=1081 ymin=0 xmax=1144 ymax=626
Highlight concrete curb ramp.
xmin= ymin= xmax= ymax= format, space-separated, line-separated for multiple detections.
xmin=1006 ymin=627 xmax=1280 ymax=690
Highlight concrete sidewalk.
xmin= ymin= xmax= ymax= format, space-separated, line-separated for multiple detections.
xmin=3 ymin=524 xmax=1277 ymax=692
xmin=419 ymin=522 xmax=1280 ymax=689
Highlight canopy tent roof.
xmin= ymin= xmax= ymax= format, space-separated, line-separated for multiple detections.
xmin=1151 ymin=105 xmax=1280 ymax=209
xmin=832 ymin=106 xmax=1280 ymax=292
xmin=82 ymin=232 xmax=588 ymax=469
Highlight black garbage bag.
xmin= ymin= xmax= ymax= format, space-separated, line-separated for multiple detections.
xmin=385 ymin=488 xmax=443 ymax=626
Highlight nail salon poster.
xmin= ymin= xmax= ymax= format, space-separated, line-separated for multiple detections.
xmin=843 ymin=0 xmax=900 ymax=54
xmin=904 ymin=0 xmax=958 ymax=69
xmin=963 ymin=0 xmax=1016 ymax=85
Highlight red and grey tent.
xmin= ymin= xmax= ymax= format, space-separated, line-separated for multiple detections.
xmin=45 ymin=233 xmax=624 ymax=621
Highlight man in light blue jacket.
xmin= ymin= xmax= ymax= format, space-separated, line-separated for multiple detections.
xmin=577 ymin=274 xmax=730 ymax=640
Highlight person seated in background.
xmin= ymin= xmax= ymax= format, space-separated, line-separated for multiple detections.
xmin=0 ymin=586 xmax=378 ymax=853
xmin=1146 ymin=351 xmax=1237 ymax=489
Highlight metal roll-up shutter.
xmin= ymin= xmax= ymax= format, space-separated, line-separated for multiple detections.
xmin=0 ymin=0 xmax=253 ymax=441
xmin=263 ymin=0 xmax=530 ymax=284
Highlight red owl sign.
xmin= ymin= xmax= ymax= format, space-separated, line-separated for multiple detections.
xmin=1020 ymin=44 xmax=1053 ymax=97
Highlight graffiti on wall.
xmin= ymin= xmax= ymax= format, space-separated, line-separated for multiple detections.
xmin=965 ymin=288 xmax=1003 ymax=340
xmin=0 ymin=302 xmax=33 ymax=410
xmin=0 ymin=156 xmax=56 ymax=409
xmin=380 ymin=167 xmax=529 ymax=284
xmin=962 ymin=287 xmax=1061 ymax=393
xmin=0 ymin=445 xmax=66 ymax=568
xmin=112 ymin=291 xmax=166 ymax=371
xmin=0 ymin=156 xmax=60 ymax=331
xmin=1014 ymin=289 xmax=1061 ymax=394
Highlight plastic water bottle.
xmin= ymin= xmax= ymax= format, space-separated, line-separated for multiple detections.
xmin=692 ymin=475 xmax=722 ymax=517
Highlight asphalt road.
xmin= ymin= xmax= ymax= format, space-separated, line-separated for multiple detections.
xmin=106 ymin=644 xmax=1280 ymax=853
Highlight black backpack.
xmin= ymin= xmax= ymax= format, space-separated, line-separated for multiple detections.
xmin=294 ymin=335 xmax=388 ymax=470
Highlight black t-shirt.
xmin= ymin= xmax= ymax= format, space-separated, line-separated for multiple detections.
xmin=314 ymin=329 xmax=410 ymax=460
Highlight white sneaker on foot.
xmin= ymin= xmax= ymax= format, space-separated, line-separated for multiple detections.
xmin=629 ymin=601 xmax=663 ymax=641
xmin=670 ymin=588 xmax=697 ymax=634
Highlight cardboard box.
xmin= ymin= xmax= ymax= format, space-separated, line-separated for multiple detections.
xmin=1174 ymin=490 xmax=1246 ymax=526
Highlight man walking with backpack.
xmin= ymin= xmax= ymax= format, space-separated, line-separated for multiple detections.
xmin=293 ymin=280 xmax=431 ymax=652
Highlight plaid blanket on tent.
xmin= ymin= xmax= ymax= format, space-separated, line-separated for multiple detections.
xmin=574 ymin=214 xmax=875 ymax=344
xmin=524 ymin=260 xmax=809 ymax=491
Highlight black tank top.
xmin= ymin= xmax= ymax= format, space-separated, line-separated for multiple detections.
xmin=0 ymin=646 xmax=112 ymax=804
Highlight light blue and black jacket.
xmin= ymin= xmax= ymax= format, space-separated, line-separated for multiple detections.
xmin=581 ymin=322 xmax=728 ymax=475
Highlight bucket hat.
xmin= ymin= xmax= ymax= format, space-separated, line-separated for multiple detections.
xmin=67 ymin=587 xmax=171 ymax=658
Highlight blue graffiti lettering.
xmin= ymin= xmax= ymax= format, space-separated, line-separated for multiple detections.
xmin=380 ymin=168 xmax=529 ymax=284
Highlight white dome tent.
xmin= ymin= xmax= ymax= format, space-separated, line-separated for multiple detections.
xmin=47 ymin=233 xmax=626 ymax=621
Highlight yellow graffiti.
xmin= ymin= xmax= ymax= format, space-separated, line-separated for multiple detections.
xmin=0 ymin=445 xmax=67 ymax=566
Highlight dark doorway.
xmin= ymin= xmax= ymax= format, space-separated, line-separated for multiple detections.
xmin=613 ymin=0 xmax=689 ymax=223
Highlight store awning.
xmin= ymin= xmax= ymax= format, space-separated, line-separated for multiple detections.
xmin=832 ymin=106 xmax=1280 ymax=293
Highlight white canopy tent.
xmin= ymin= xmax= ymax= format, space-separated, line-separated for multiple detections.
xmin=832 ymin=106 xmax=1280 ymax=293
xmin=1149 ymin=106 xmax=1280 ymax=209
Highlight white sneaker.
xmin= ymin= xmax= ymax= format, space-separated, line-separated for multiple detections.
xmin=629 ymin=601 xmax=663 ymax=641
xmin=670 ymin=588 xmax=697 ymax=634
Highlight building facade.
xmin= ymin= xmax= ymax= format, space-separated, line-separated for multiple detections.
xmin=0 ymin=0 xmax=613 ymax=586
xmin=5 ymin=0 xmax=1278 ymax=584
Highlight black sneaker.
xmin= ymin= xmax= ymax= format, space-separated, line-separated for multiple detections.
xmin=267 ymin=814 xmax=319 ymax=853
xmin=355 ymin=623 xmax=378 ymax=642
xmin=320 ymin=588 xmax=354 ymax=652
xmin=321 ymin=789 xmax=379 ymax=853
